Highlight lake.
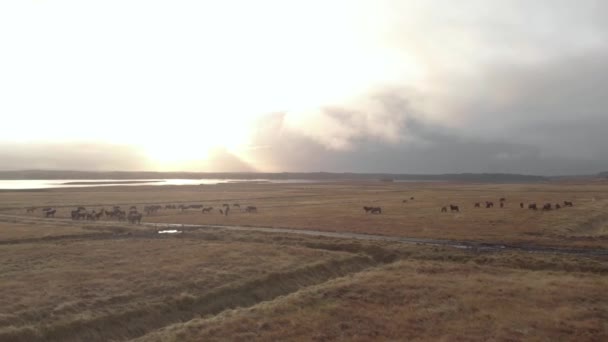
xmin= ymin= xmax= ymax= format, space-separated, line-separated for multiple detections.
xmin=0 ymin=179 xmax=319 ymax=190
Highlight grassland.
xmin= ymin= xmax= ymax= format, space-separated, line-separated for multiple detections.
xmin=4 ymin=181 xmax=608 ymax=248
xmin=0 ymin=181 xmax=607 ymax=341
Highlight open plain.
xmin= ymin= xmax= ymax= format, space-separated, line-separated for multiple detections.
xmin=0 ymin=181 xmax=607 ymax=341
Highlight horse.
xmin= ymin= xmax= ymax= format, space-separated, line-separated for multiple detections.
xmin=555 ymin=204 xmax=562 ymax=210
xmin=26 ymin=207 xmax=36 ymax=213
xmin=233 ymin=203 xmax=240 ymax=208
xmin=245 ymin=206 xmax=258 ymax=213
xmin=520 ymin=202 xmax=524 ymax=209
xmin=370 ymin=207 xmax=382 ymax=214
xmin=499 ymin=197 xmax=506 ymax=202
xmin=402 ymin=200 xmax=408 ymax=203
xmin=500 ymin=202 xmax=504 ymax=208
xmin=128 ymin=212 xmax=142 ymax=224
xmin=45 ymin=209 xmax=56 ymax=218
xmin=363 ymin=206 xmax=373 ymax=214
xmin=441 ymin=206 xmax=447 ymax=213
xmin=201 ymin=207 xmax=213 ymax=213
xmin=528 ymin=203 xmax=538 ymax=210
xmin=474 ymin=202 xmax=480 ymax=208
xmin=542 ymin=203 xmax=552 ymax=211
xmin=485 ymin=201 xmax=494 ymax=208
xmin=449 ymin=204 xmax=459 ymax=212
xmin=563 ymin=201 xmax=574 ymax=207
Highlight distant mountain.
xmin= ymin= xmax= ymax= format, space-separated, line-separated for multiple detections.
xmin=0 ymin=170 xmax=548 ymax=183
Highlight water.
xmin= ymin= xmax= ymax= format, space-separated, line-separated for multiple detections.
xmin=158 ymin=229 xmax=182 ymax=234
xmin=0 ymin=178 xmax=319 ymax=190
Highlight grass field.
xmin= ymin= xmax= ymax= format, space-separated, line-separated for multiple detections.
xmin=3 ymin=181 xmax=608 ymax=248
xmin=0 ymin=181 xmax=607 ymax=341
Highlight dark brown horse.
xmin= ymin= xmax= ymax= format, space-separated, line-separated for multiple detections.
xmin=563 ymin=201 xmax=574 ymax=207
xmin=528 ymin=203 xmax=538 ymax=210
xmin=128 ymin=212 xmax=142 ymax=224
xmin=449 ymin=204 xmax=459 ymax=212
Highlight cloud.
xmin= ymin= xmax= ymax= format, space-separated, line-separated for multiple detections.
xmin=0 ymin=142 xmax=152 ymax=171
xmin=242 ymin=1 xmax=608 ymax=175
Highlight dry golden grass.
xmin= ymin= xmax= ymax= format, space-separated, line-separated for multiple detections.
xmin=3 ymin=181 xmax=608 ymax=248
xmin=0 ymin=221 xmax=91 ymax=240
xmin=0 ymin=182 xmax=607 ymax=341
xmin=0 ymin=231 xmax=351 ymax=341
xmin=136 ymin=259 xmax=608 ymax=342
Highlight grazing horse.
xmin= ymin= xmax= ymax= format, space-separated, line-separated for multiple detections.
xmin=563 ymin=201 xmax=574 ymax=207
xmin=245 ymin=206 xmax=258 ymax=213
xmin=542 ymin=203 xmax=552 ymax=211
xmin=528 ymin=203 xmax=538 ymax=210
xmin=520 ymin=202 xmax=524 ymax=209
xmin=201 ymin=207 xmax=213 ymax=213
xmin=363 ymin=206 xmax=373 ymax=214
xmin=499 ymin=197 xmax=506 ymax=202
xmin=127 ymin=212 xmax=142 ymax=224
xmin=441 ymin=206 xmax=447 ymax=213
xmin=370 ymin=207 xmax=382 ymax=214
xmin=45 ymin=209 xmax=56 ymax=218
xmin=485 ymin=201 xmax=494 ymax=208
xmin=449 ymin=204 xmax=459 ymax=212
xmin=144 ymin=205 xmax=162 ymax=215
xmin=555 ymin=204 xmax=562 ymax=210
xmin=474 ymin=202 xmax=480 ymax=208
xmin=410 ymin=197 xmax=415 ymax=200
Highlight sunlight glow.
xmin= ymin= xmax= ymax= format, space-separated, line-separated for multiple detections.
xmin=0 ymin=0 xmax=426 ymax=170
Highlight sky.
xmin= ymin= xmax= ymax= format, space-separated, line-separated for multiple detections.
xmin=1 ymin=0 xmax=607 ymax=175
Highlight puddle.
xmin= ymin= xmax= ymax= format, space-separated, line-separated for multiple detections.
xmin=158 ymin=229 xmax=182 ymax=234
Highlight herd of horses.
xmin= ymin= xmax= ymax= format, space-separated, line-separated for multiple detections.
xmin=444 ymin=198 xmax=574 ymax=213
xmin=363 ymin=197 xmax=575 ymax=215
xmin=26 ymin=202 xmax=259 ymax=223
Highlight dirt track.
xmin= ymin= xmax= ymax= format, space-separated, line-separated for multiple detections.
xmin=1 ymin=213 xmax=606 ymax=257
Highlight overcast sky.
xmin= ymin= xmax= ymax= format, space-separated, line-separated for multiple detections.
xmin=1 ymin=1 xmax=607 ymax=175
